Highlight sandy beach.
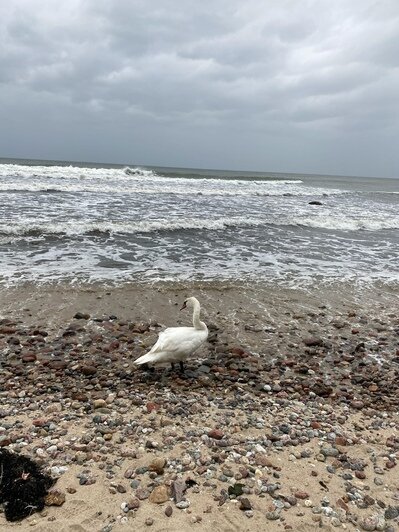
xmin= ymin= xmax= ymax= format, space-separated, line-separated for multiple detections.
xmin=1 ymin=281 xmax=398 ymax=531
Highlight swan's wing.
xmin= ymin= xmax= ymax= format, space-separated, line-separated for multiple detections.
xmin=135 ymin=326 xmax=208 ymax=365
xmin=149 ymin=327 xmax=197 ymax=354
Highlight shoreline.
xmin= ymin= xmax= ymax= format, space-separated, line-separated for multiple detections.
xmin=1 ymin=278 xmax=398 ymax=332
xmin=1 ymin=281 xmax=398 ymax=531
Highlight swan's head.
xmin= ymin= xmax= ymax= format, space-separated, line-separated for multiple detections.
xmin=180 ymin=296 xmax=199 ymax=311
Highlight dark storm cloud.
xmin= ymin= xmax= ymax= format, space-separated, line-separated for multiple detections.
xmin=0 ymin=0 xmax=398 ymax=176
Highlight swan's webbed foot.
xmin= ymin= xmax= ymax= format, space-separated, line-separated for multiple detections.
xmin=141 ymin=363 xmax=154 ymax=373
xmin=170 ymin=362 xmax=185 ymax=375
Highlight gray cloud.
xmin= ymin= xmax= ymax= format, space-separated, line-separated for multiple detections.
xmin=0 ymin=0 xmax=398 ymax=176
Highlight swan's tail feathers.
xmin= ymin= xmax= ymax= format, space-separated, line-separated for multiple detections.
xmin=134 ymin=352 xmax=158 ymax=365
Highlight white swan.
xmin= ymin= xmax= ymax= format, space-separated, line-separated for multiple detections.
xmin=134 ymin=296 xmax=208 ymax=371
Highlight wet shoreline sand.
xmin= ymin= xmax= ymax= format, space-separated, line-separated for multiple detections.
xmin=1 ymin=279 xmax=398 ymax=340
xmin=0 ymin=281 xmax=398 ymax=531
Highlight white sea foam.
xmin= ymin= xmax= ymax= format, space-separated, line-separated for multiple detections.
xmin=1 ymin=162 xmax=345 ymax=198
xmin=0 ymin=217 xmax=265 ymax=237
xmin=0 ymin=179 xmax=343 ymax=198
xmin=1 ymin=213 xmax=397 ymax=238
xmin=0 ymin=162 xmax=301 ymax=185
xmin=0 ymin=163 xmax=157 ymax=181
xmin=290 ymin=216 xmax=399 ymax=231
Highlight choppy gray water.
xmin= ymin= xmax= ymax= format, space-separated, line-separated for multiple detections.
xmin=0 ymin=158 xmax=398 ymax=287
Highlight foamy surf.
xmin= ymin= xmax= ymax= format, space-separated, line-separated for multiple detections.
xmin=1 ymin=213 xmax=398 ymax=239
xmin=0 ymin=159 xmax=398 ymax=287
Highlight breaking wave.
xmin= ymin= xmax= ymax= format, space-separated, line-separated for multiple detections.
xmin=291 ymin=216 xmax=399 ymax=231
xmin=1 ymin=214 xmax=398 ymax=238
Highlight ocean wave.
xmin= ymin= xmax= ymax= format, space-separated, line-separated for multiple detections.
xmin=0 ymin=180 xmax=344 ymax=198
xmin=123 ymin=166 xmax=158 ymax=178
xmin=0 ymin=162 xmax=304 ymax=184
xmin=291 ymin=216 xmax=399 ymax=231
xmin=1 ymin=214 xmax=398 ymax=239
xmin=0 ymin=162 xmax=310 ymax=190
xmin=0 ymin=217 xmax=266 ymax=237
xmin=4 ymin=163 xmax=364 ymax=199
xmin=0 ymin=163 xmax=158 ymax=181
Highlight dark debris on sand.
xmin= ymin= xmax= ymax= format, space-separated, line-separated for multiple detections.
xmin=0 ymin=448 xmax=55 ymax=521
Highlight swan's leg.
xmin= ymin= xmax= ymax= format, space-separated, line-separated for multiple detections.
xmin=171 ymin=362 xmax=176 ymax=370
xmin=142 ymin=363 xmax=154 ymax=373
xmin=179 ymin=361 xmax=184 ymax=373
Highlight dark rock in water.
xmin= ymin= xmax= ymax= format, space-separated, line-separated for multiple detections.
xmin=308 ymin=201 xmax=323 ymax=205
xmin=0 ymin=449 xmax=55 ymax=521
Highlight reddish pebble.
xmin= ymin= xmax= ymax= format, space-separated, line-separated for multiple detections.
xmin=146 ymin=402 xmax=160 ymax=413
xmin=22 ymin=354 xmax=37 ymax=363
xmin=231 ymin=346 xmax=245 ymax=355
xmin=310 ymin=421 xmax=321 ymax=429
xmin=294 ymin=491 xmax=309 ymax=500
xmin=336 ymin=498 xmax=349 ymax=513
xmin=350 ymin=400 xmax=364 ymax=409
xmin=32 ymin=419 xmax=47 ymax=427
xmin=208 ymin=429 xmax=224 ymax=440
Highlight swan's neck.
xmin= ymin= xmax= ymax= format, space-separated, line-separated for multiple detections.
xmin=192 ymin=301 xmax=207 ymax=331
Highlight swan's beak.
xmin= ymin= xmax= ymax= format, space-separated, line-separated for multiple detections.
xmin=180 ymin=301 xmax=187 ymax=311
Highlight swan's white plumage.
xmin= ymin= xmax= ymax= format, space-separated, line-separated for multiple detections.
xmin=134 ymin=297 xmax=208 ymax=366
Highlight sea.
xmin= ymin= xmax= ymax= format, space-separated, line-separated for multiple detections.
xmin=0 ymin=158 xmax=398 ymax=288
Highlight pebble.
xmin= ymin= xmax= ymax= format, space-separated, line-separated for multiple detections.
xmin=149 ymin=485 xmax=169 ymax=504
xmin=294 ymin=491 xmax=309 ymax=500
xmin=176 ymin=500 xmax=190 ymax=509
xmin=385 ymin=506 xmax=399 ymax=520
xmin=127 ymin=498 xmax=140 ymax=510
xmin=172 ymin=479 xmax=186 ymax=503
xmin=321 ymin=446 xmax=339 ymax=457
xmin=93 ymin=399 xmax=107 ymax=409
xmin=136 ymin=488 xmax=150 ymax=500
xmin=208 ymin=429 xmax=224 ymax=440
xmin=149 ymin=457 xmax=167 ymax=475
xmin=44 ymin=490 xmax=66 ymax=506
xmin=239 ymin=498 xmax=252 ymax=511
xmin=359 ymin=515 xmax=386 ymax=531
xmin=266 ymin=510 xmax=280 ymax=520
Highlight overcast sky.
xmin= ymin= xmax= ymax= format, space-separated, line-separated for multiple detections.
xmin=1 ymin=1 xmax=398 ymax=177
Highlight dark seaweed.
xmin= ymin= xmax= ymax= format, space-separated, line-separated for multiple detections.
xmin=0 ymin=449 xmax=55 ymax=521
